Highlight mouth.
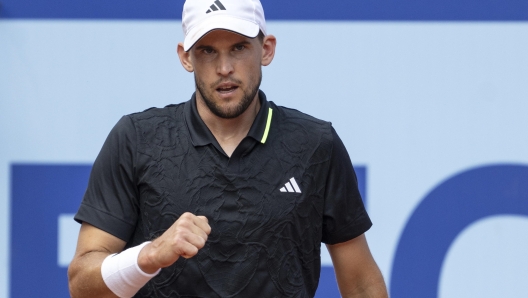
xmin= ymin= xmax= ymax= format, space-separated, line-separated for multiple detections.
xmin=216 ymin=83 xmax=239 ymax=94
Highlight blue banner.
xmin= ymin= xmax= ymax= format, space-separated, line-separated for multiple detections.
xmin=1 ymin=0 xmax=527 ymax=20
xmin=10 ymin=165 xmax=91 ymax=298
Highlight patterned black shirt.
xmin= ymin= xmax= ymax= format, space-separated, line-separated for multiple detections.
xmin=75 ymin=91 xmax=372 ymax=298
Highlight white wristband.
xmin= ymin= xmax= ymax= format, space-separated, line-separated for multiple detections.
xmin=101 ymin=241 xmax=161 ymax=298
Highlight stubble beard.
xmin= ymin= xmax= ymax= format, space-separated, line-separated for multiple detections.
xmin=195 ymin=70 xmax=262 ymax=119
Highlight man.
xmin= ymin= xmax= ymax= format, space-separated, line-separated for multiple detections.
xmin=68 ymin=0 xmax=388 ymax=297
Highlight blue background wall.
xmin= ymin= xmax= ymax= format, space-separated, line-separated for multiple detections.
xmin=1 ymin=1 xmax=528 ymax=297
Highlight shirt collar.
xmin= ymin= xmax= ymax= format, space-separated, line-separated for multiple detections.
xmin=184 ymin=90 xmax=273 ymax=147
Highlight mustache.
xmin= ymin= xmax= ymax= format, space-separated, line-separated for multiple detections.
xmin=210 ymin=77 xmax=243 ymax=88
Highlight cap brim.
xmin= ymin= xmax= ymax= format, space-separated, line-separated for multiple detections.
xmin=184 ymin=16 xmax=260 ymax=51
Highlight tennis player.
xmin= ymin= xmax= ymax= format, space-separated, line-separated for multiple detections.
xmin=68 ymin=0 xmax=388 ymax=297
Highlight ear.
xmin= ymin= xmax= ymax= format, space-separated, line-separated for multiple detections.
xmin=177 ymin=43 xmax=194 ymax=72
xmin=261 ymin=34 xmax=276 ymax=66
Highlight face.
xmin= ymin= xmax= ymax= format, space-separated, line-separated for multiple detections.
xmin=178 ymin=30 xmax=276 ymax=119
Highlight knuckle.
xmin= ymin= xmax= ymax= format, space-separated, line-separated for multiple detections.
xmin=173 ymin=233 xmax=187 ymax=245
xmin=181 ymin=246 xmax=198 ymax=259
xmin=196 ymin=239 xmax=206 ymax=249
xmin=177 ymin=219 xmax=191 ymax=229
xmin=178 ymin=217 xmax=195 ymax=227
xmin=181 ymin=212 xmax=194 ymax=219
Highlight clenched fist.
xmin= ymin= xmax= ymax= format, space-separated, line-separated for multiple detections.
xmin=137 ymin=212 xmax=211 ymax=274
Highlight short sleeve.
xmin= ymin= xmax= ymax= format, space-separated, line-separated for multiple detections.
xmin=321 ymin=127 xmax=372 ymax=244
xmin=74 ymin=116 xmax=139 ymax=242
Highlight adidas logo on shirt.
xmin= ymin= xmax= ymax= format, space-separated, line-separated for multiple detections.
xmin=206 ymin=0 xmax=226 ymax=13
xmin=280 ymin=177 xmax=302 ymax=193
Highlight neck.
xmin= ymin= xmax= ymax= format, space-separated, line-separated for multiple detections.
xmin=196 ymin=92 xmax=261 ymax=157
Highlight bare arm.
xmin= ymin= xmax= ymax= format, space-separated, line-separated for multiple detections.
xmin=327 ymin=234 xmax=388 ymax=298
xmin=68 ymin=223 xmax=125 ymax=298
xmin=68 ymin=213 xmax=211 ymax=298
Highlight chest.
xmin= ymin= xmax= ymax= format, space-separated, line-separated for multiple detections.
xmin=135 ymin=139 xmax=328 ymax=242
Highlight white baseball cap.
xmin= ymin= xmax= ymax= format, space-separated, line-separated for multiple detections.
xmin=182 ymin=0 xmax=267 ymax=51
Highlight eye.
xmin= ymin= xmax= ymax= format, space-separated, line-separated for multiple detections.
xmin=234 ymin=44 xmax=246 ymax=51
xmin=202 ymin=47 xmax=215 ymax=54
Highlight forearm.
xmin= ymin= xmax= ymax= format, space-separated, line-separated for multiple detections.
xmin=338 ymin=274 xmax=388 ymax=298
xmin=68 ymin=214 xmax=209 ymax=297
xmin=328 ymin=235 xmax=388 ymax=298
xmin=68 ymin=251 xmax=118 ymax=298
xmin=335 ymin=260 xmax=388 ymax=298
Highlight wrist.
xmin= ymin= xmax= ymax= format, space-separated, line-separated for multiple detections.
xmin=101 ymin=241 xmax=161 ymax=298
xmin=137 ymin=241 xmax=160 ymax=274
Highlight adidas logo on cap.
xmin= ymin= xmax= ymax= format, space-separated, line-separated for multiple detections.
xmin=206 ymin=0 xmax=226 ymax=13
xmin=182 ymin=0 xmax=266 ymax=51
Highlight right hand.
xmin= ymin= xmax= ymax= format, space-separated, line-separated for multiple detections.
xmin=138 ymin=212 xmax=211 ymax=274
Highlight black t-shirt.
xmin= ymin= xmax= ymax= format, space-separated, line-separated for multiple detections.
xmin=75 ymin=91 xmax=372 ymax=298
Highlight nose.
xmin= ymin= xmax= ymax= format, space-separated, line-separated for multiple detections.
xmin=216 ymin=53 xmax=234 ymax=77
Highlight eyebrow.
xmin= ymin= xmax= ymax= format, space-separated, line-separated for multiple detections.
xmin=195 ymin=40 xmax=252 ymax=51
xmin=233 ymin=41 xmax=251 ymax=47
xmin=195 ymin=45 xmax=214 ymax=51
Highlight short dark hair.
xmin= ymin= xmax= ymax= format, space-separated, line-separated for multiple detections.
xmin=256 ymin=31 xmax=265 ymax=44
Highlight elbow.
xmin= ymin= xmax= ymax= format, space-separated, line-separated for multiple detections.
xmin=67 ymin=258 xmax=82 ymax=298
xmin=67 ymin=260 xmax=77 ymax=297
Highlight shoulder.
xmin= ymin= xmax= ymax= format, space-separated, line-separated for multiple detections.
xmin=127 ymin=102 xmax=186 ymax=123
xmin=269 ymin=103 xmax=335 ymax=162
xmin=125 ymin=102 xmax=188 ymax=148
xmin=271 ymin=102 xmax=333 ymax=142
xmin=124 ymin=103 xmax=187 ymax=134
xmin=272 ymin=103 xmax=332 ymax=132
xmin=100 ymin=103 xmax=188 ymax=158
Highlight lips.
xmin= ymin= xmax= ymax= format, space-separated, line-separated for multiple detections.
xmin=216 ymin=82 xmax=239 ymax=94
